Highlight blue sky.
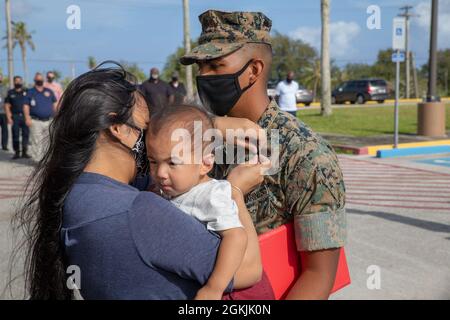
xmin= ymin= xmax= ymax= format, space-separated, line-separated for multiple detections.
xmin=0 ymin=0 xmax=449 ymax=82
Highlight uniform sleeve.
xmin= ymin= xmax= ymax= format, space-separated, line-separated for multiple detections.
xmin=283 ymin=139 xmax=347 ymax=251
xmin=128 ymin=192 xmax=233 ymax=291
xmin=4 ymin=91 xmax=11 ymax=104
xmin=50 ymin=90 xmax=57 ymax=103
xmin=24 ymin=90 xmax=31 ymax=105
xmin=200 ymin=180 xmax=242 ymax=232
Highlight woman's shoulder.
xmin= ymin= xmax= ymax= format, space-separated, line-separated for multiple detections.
xmin=63 ymin=173 xmax=142 ymax=228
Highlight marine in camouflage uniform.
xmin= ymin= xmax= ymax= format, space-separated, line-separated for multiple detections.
xmin=181 ymin=10 xmax=347 ymax=252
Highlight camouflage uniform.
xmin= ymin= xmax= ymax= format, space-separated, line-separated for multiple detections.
xmin=180 ymin=10 xmax=347 ymax=252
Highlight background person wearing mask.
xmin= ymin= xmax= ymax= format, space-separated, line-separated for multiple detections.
xmin=169 ymin=71 xmax=187 ymax=104
xmin=27 ymin=72 xmax=57 ymax=161
xmin=140 ymin=67 xmax=174 ymax=110
xmin=0 ymin=74 xmax=9 ymax=151
xmin=44 ymin=71 xmax=63 ymax=104
xmin=275 ymin=71 xmax=299 ymax=117
xmin=4 ymin=76 xmax=32 ymax=159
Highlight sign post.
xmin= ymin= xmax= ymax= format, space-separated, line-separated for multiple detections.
xmin=392 ymin=17 xmax=406 ymax=148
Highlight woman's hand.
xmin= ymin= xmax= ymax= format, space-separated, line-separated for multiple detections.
xmin=226 ymin=156 xmax=272 ymax=195
xmin=213 ymin=116 xmax=267 ymax=155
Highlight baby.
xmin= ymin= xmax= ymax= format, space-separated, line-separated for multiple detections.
xmin=146 ymin=104 xmax=258 ymax=300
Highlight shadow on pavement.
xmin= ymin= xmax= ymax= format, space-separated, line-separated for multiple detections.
xmin=348 ymin=208 xmax=450 ymax=235
xmin=0 ymin=150 xmax=36 ymax=168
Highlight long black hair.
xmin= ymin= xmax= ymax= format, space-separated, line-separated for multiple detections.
xmin=10 ymin=61 xmax=144 ymax=299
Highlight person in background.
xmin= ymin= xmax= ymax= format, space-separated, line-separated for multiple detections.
xmin=0 ymin=74 xmax=9 ymax=151
xmin=169 ymin=71 xmax=187 ymax=104
xmin=27 ymin=72 xmax=57 ymax=161
xmin=140 ymin=67 xmax=174 ymax=111
xmin=4 ymin=76 xmax=32 ymax=159
xmin=44 ymin=71 xmax=63 ymax=104
xmin=275 ymin=71 xmax=299 ymax=117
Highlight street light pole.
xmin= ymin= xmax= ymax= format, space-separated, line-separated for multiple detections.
xmin=182 ymin=0 xmax=194 ymax=101
xmin=427 ymin=0 xmax=438 ymax=101
xmin=398 ymin=5 xmax=417 ymax=99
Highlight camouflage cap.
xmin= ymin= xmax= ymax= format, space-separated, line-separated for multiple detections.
xmin=180 ymin=10 xmax=272 ymax=65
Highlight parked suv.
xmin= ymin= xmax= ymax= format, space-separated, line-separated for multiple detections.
xmin=267 ymin=80 xmax=314 ymax=106
xmin=332 ymin=79 xmax=389 ymax=104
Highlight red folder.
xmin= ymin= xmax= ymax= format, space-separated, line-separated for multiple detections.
xmin=258 ymin=222 xmax=350 ymax=300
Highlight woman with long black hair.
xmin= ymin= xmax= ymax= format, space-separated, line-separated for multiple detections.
xmin=11 ymin=61 xmax=271 ymax=299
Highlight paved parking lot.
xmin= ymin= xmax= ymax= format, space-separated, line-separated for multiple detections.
xmin=0 ymin=149 xmax=449 ymax=299
xmin=331 ymin=153 xmax=450 ymax=300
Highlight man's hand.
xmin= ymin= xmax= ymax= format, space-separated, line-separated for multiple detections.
xmin=7 ymin=117 xmax=13 ymax=125
xmin=213 ymin=116 xmax=267 ymax=155
xmin=227 ymin=156 xmax=271 ymax=195
xmin=25 ymin=117 xmax=32 ymax=127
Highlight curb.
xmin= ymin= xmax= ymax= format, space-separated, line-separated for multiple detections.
xmin=377 ymin=145 xmax=450 ymax=158
xmin=332 ymin=139 xmax=450 ymax=156
xmin=297 ymin=97 xmax=450 ymax=108
xmin=332 ymin=145 xmax=368 ymax=155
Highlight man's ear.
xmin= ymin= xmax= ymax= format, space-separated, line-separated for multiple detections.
xmin=200 ymin=153 xmax=215 ymax=175
xmin=249 ymin=59 xmax=265 ymax=83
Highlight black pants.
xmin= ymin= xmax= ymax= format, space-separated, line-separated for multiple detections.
xmin=11 ymin=114 xmax=29 ymax=153
xmin=0 ymin=114 xmax=8 ymax=149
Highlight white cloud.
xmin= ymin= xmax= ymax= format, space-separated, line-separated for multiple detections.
xmin=414 ymin=0 xmax=450 ymax=48
xmin=290 ymin=21 xmax=361 ymax=58
xmin=11 ymin=0 xmax=41 ymax=19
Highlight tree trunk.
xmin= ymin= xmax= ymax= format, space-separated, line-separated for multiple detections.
xmin=21 ymin=46 xmax=28 ymax=86
xmin=320 ymin=0 xmax=332 ymax=116
xmin=5 ymin=0 xmax=14 ymax=88
xmin=183 ymin=0 xmax=194 ymax=101
xmin=313 ymin=78 xmax=319 ymax=102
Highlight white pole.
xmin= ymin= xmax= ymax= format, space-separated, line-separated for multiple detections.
xmin=183 ymin=0 xmax=193 ymax=100
xmin=394 ymin=50 xmax=400 ymax=148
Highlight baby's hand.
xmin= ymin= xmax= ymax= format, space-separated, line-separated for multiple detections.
xmin=194 ymin=285 xmax=224 ymax=300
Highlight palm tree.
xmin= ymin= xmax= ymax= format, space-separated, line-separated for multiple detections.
xmin=88 ymin=56 xmax=97 ymax=69
xmin=303 ymin=58 xmax=321 ymax=101
xmin=320 ymin=0 xmax=332 ymax=116
xmin=11 ymin=21 xmax=35 ymax=85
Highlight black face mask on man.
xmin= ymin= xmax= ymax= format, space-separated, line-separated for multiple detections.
xmin=196 ymin=59 xmax=255 ymax=116
xmin=120 ymin=124 xmax=150 ymax=177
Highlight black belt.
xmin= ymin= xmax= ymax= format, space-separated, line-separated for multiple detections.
xmin=31 ymin=116 xmax=51 ymax=121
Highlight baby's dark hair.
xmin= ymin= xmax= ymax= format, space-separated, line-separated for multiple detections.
xmin=149 ymin=104 xmax=215 ymax=152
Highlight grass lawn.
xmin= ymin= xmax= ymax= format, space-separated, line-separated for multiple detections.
xmin=297 ymin=104 xmax=450 ymax=137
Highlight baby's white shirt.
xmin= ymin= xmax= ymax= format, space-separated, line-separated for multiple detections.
xmin=170 ymin=179 xmax=243 ymax=231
